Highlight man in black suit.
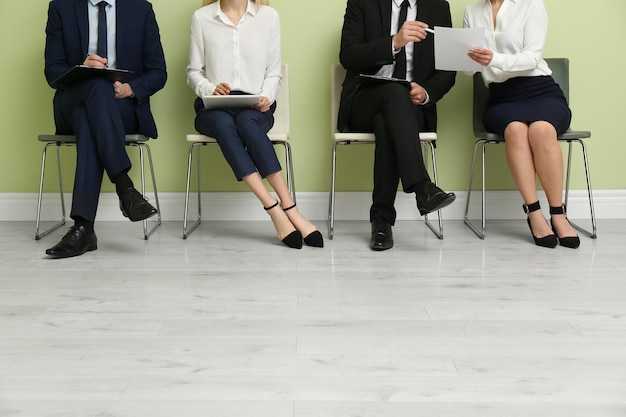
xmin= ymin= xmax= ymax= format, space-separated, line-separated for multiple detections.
xmin=43 ymin=0 xmax=167 ymax=258
xmin=338 ymin=0 xmax=456 ymax=251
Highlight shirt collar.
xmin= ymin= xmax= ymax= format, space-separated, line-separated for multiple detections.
xmin=393 ymin=0 xmax=417 ymax=9
xmin=89 ymin=0 xmax=115 ymax=7
xmin=482 ymin=0 xmax=516 ymax=4
xmin=214 ymin=0 xmax=258 ymax=22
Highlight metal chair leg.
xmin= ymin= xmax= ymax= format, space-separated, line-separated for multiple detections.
xmin=327 ymin=142 xmax=339 ymax=240
xmin=278 ymin=141 xmax=296 ymax=204
xmin=422 ymin=141 xmax=443 ymax=240
xmin=183 ymin=143 xmax=203 ymax=239
xmin=35 ymin=142 xmax=67 ymax=240
xmin=564 ymin=139 xmax=597 ymax=239
xmin=134 ymin=142 xmax=161 ymax=240
xmin=464 ymin=139 xmax=488 ymax=239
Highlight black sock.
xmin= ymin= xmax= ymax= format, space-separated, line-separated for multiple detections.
xmin=113 ymin=171 xmax=134 ymax=198
xmin=74 ymin=217 xmax=94 ymax=233
xmin=413 ymin=179 xmax=431 ymax=196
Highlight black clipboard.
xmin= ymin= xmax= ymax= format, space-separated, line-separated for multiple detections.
xmin=52 ymin=65 xmax=132 ymax=86
xmin=358 ymin=74 xmax=411 ymax=89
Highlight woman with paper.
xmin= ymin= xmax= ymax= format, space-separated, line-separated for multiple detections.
xmin=464 ymin=0 xmax=579 ymax=249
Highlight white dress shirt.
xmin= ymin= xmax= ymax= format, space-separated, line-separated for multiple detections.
xmin=376 ymin=0 xmax=418 ymax=81
xmin=464 ymin=0 xmax=551 ymax=85
xmin=186 ymin=0 xmax=282 ymax=103
xmin=88 ymin=0 xmax=117 ymax=68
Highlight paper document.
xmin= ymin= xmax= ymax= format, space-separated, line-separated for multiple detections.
xmin=433 ymin=27 xmax=485 ymax=72
xmin=201 ymin=95 xmax=261 ymax=110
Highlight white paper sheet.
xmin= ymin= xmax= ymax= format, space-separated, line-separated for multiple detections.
xmin=433 ymin=26 xmax=485 ymax=72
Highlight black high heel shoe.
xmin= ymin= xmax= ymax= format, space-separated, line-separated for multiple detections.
xmin=550 ymin=205 xmax=580 ymax=249
xmin=523 ymin=201 xmax=557 ymax=248
xmin=282 ymin=203 xmax=324 ymax=248
xmin=264 ymin=201 xmax=302 ymax=249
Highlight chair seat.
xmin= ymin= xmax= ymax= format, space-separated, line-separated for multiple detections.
xmin=36 ymin=134 xmax=160 ymax=240
xmin=478 ymin=129 xmax=591 ymax=142
xmin=333 ymin=131 xmax=437 ymax=143
xmin=465 ymin=58 xmax=596 ymax=240
xmin=186 ymin=133 xmax=289 ymax=143
xmin=38 ymin=134 xmax=151 ymax=143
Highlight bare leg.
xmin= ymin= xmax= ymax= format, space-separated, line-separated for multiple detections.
xmin=504 ymin=122 xmax=553 ymax=238
xmin=242 ymin=172 xmax=296 ymax=241
xmin=528 ymin=122 xmax=577 ymax=238
xmin=265 ymin=171 xmax=319 ymax=238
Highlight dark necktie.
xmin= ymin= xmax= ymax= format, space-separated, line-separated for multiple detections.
xmin=392 ymin=0 xmax=410 ymax=79
xmin=97 ymin=1 xmax=108 ymax=59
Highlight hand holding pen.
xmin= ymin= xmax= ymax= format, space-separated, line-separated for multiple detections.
xmin=393 ymin=21 xmax=433 ymax=50
xmin=83 ymin=54 xmax=108 ymax=68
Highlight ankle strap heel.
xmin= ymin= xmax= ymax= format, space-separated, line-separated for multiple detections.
xmin=549 ymin=205 xmax=566 ymax=215
xmin=523 ymin=201 xmax=557 ymax=248
xmin=263 ymin=200 xmax=280 ymax=211
xmin=522 ymin=201 xmax=541 ymax=214
xmin=549 ymin=204 xmax=580 ymax=249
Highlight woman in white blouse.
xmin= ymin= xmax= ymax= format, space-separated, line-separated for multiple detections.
xmin=464 ymin=0 xmax=579 ymax=249
xmin=187 ymin=0 xmax=322 ymax=249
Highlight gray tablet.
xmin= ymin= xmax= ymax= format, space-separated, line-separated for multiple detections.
xmin=201 ymin=95 xmax=261 ymax=110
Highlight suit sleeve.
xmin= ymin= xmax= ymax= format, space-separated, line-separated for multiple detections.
xmin=44 ymin=1 xmax=72 ymax=88
xmin=126 ymin=3 xmax=167 ymax=103
xmin=339 ymin=0 xmax=394 ymax=72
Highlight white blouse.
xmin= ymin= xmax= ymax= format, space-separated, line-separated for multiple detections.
xmin=463 ymin=0 xmax=552 ymax=86
xmin=186 ymin=0 xmax=282 ymax=103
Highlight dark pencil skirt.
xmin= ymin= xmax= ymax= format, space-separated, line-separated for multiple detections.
xmin=483 ymin=75 xmax=572 ymax=137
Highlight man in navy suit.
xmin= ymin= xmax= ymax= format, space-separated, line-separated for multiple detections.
xmin=43 ymin=0 xmax=167 ymax=258
xmin=338 ymin=0 xmax=456 ymax=251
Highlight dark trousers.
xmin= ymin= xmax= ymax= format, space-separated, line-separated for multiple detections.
xmin=53 ymin=78 xmax=138 ymax=223
xmin=193 ymin=97 xmax=280 ymax=180
xmin=347 ymin=83 xmax=430 ymax=225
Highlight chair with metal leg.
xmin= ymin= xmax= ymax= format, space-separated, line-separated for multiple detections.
xmin=35 ymin=134 xmax=161 ymax=240
xmin=463 ymin=57 xmax=597 ymax=239
xmin=182 ymin=63 xmax=294 ymax=239
xmin=327 ymin=63 xmax=443 ymax=240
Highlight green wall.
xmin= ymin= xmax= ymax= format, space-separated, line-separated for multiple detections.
xmin=1 ymin=0 xmax=625 ymax=194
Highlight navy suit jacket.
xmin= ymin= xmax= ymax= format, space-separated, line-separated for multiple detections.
xmin=338 ymin=0 xmax=455 ymax=133
xmin=44 ymin=0 xmax=167 ymax=138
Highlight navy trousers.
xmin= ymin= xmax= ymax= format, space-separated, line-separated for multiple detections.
xmin=53 ymin=78 xmax=138 ymax=223
xmin=193 ymin=97 xmax=280 ymax=181
xmin=347 ymin=83 xmax=430 ymax=225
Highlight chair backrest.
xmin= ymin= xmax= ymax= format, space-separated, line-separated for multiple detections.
xmin=330 ymin=63 xmax=346 ymax=135
xmin=472 ymin=57 xmax=570 ymax=136
xmin=269 ymin=63 xmax=290 ymax=135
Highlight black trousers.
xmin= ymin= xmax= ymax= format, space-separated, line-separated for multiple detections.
xmin=53 ymin=78 xmax=138 ymax=223
xmin=347 ymin=83 xmax=430 ymax=225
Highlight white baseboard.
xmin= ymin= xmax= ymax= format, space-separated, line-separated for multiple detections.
xmin=2 ymin=190 xmax=625 ymax=222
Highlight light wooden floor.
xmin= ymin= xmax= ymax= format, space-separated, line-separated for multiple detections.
xmin=1 ymin=219 xmax=625 ymax=417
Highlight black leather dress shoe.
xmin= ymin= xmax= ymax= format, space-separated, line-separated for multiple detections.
xmin=119 ymin=187 xmax=157 ymax=222
xmin=415 ymin=182 xmax=456 ymax=216
xmin=45 ymin=225 xmax=97 ymax=258
xmin=370 ymin=221 xmax=393 ymax=251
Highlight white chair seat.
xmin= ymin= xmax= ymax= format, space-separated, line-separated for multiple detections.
xmin=334 ymin=131 xmax=437 ymax=142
